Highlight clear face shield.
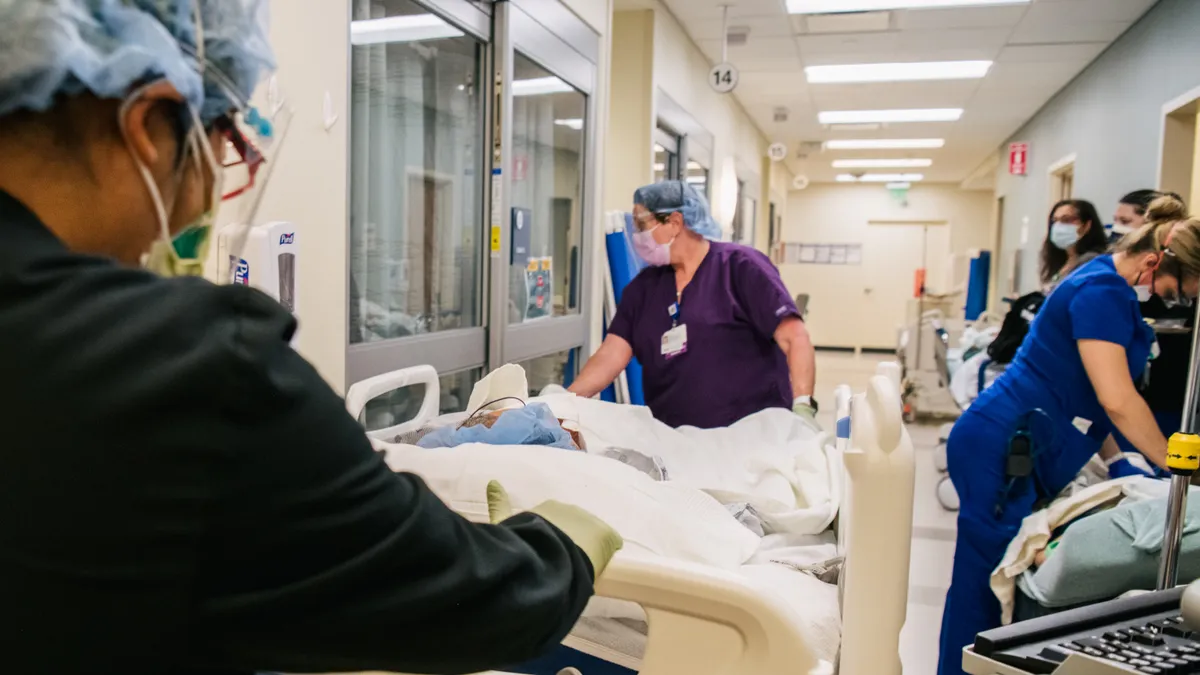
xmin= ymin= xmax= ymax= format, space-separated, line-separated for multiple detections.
xmin=142 ymin=2 xmax=291 ymax=280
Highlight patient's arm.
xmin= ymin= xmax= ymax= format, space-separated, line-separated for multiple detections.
xmin=570 ymin=334 xmax=634 ymax=398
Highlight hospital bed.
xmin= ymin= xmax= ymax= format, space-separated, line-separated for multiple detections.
xmin=342 ymin=361 xmax=916 ymax=675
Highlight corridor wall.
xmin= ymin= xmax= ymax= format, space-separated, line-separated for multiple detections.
xmin=994 ymin=0 xmax=1200 ymax=295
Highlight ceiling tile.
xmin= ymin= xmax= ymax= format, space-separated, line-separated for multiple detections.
xmin=895 ymin=5 xmax=1028 ymax=30
xmin=809 ymin=80 xmax=980 ymax=110
xmin=996 ymin=43 xmax=1107 ymax=63
xmin=1009 ymin=21 xmax=1132 ymax=45
xmin=1018 ymin=0 xmax=1158 ymax=24
xmin=681 ymin=15 xmax=798 ymax=41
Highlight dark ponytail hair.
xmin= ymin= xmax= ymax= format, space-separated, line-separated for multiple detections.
xmin=1040 ymin=199 xmax=1107 ymax=284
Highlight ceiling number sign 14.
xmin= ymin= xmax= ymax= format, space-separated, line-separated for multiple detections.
xmin=710 ymin=62 xmax=739 ymax=94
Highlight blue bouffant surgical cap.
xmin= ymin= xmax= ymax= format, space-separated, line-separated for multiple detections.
xmin=0 ymin=0 xmax=275 ymax=124
xmin=633 ymin=180 xmax=723 ymax=241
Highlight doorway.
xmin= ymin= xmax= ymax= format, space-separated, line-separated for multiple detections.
xmin=1159 ymin=86 xmax=1200 ymax=207
xmin=1048 ymin=154 xmax=1076 ymax=205
xmin=860 ymin=221 xmax=950 ymax=351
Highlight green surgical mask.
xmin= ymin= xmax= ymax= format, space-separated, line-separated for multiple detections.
xmin=144 ymin=222 xmax=212 ymax=278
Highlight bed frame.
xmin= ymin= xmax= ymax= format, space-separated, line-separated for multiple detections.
xmin=343 ymin=362 xmax=915 ymax=675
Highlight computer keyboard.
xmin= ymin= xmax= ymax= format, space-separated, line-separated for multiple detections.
xmin=973 ymin=587 xmax=1200 ymax=674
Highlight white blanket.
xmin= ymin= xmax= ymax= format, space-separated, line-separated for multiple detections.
xmin=538 ymin=393 xmax=842 ymax=537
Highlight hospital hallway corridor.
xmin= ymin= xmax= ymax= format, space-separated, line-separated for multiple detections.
xmin=814 ymin=351 xmax=954 ymax=675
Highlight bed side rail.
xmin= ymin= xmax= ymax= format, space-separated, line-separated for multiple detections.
xmin=345 ymin=365 xmax=441 ymax=440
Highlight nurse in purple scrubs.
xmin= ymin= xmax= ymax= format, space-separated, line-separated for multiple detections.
xmin=569 ymin=180 xmax=817 ymax=429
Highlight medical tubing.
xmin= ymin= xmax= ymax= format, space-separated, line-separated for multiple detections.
xmin=1157 ymin=298 xmax=1200 ymax=590
xmin=458 ymin=397 xmax=528 ymax=429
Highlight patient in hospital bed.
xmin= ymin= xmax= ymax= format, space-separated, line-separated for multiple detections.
xmin=991 ymin=476 xmax=1197 ymax=623
xmin=368 ymin=364 xmax=848 ymax=664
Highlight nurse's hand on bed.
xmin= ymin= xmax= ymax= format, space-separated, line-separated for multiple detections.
xmin=793 ymin=400 xmax=820 ymax=431
xmin=487 ymin=480 xmax=624 ymax=579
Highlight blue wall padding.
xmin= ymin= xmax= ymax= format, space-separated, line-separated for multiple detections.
xmin=604 ymin=212 xmax=648 ymax=406
xmin=965 ymin=251 xmax=991 ymax=321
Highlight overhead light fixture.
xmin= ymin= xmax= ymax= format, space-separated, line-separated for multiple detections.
xmin=787 ymin=0 xmax=1029 ymax=13
xmin=512 ymin=76 xmax=573 ymax=96
xmin=886 ymin=182 xmax=912 ymax=190
xmin=686 ymin=176 xmax=708 ymax=184
xmin=806 ymin=60 xmax=992 ymax=84
xmin=836 ymin=173 xmax=925 ymax=183
xmin=350 ymin=14 xmax=464 ymax=45
xmin=829 ymin=123 xmax=882 ymax=132
xmin=554 ymin=118 xmax=584 ymax=130
xmin=832 ymin=158 xmax=933 ymax=168
xmin=653 ymin=163 xmax=666 ymax=172
xmin=825 ymin=138 xmax=945 ymax=150
xmin=819 ymin=108 xmax=963 ymax=124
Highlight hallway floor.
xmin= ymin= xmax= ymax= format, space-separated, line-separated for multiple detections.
xmin=814 ymin=351 xmax=954 ymax=675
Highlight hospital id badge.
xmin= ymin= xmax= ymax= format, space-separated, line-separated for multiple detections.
xmin=661 ymin=324 xmax=688 ymax=358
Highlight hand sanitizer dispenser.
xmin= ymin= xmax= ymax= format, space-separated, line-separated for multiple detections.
xmin=217 ymin=221 xmax=299 ymax=317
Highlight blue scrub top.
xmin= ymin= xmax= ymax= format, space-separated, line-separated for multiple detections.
xmin=971 ymin=255 xmax=1155 ymax=494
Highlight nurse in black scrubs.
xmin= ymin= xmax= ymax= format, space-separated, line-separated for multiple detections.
xmin=0 ymin=2 xmax=617 ymax=674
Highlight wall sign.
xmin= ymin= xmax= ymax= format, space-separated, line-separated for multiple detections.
xmin=1008 ymin=142 xmax=1029 ymax=176
xmin=709 ymin=62 xmax=739 ymax=94
xmin=774 ymin=242 xmax=863 ymax=266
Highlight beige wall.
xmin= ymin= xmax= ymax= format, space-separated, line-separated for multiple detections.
xmin=652 ymin=7 xmax=780 ymax=240
xmin=604 ymin=10 xmax=656 ymax=213
xmin=259 ymin=0 xmax=351 ymax=391
xmin=781 ymin=183 xmax=993 ymax=349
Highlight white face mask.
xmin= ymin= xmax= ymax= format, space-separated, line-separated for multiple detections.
xmin=1050 ymin=222 xmax=1081 ymax=250
xmin=1134 ymin=284 xmax=1152 ymax=302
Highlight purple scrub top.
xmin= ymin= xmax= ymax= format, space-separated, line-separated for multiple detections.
xmin=609 ymin=241 xmax=800 ymax=429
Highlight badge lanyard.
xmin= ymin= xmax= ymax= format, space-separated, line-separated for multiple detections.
xmin=669 ymin=291 xmax=682 ymax=326
xmin=661 ymin=290 xmax=688 ymax=358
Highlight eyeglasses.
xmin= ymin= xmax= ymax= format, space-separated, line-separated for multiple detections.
xmin=211 ymin=112 xmax=266 ymax=202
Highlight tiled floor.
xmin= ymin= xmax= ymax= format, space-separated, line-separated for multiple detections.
xmin=813 ymin=351 xmax=955 ymax=675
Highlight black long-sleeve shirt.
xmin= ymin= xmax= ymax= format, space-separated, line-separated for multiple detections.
xmin=0 ymin=190 xmax=594 ymax=675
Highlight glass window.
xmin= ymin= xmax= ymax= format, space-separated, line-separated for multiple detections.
xmin=360 ymin=368 xmax=481 ymax=432
xmin=508 ymin=54 xmax=587 ymax=324
xmin=686 ymin=160 xmax=709 ymax=199
xmin=518 ymin=349 xmax=579 ymax=395
xmin=349 ymin=0 xmax=484 ymax=344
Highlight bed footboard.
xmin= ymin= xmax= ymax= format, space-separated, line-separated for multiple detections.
xmin=838 ymin=362 xmax=915 ymax=675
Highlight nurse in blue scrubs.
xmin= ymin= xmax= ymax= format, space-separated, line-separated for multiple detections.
xmin=937 ymin=195 xmax=1200 ymax=675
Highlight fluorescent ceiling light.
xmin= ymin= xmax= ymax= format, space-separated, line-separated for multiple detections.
xmin=819 ymin=108 xmax=963 ymax=124
xmin=806 ymin=60 xmax=992 ymax=84
xmin=554 ymin=118 xmax=584 ymax=130
xmin=512 ymin=76 xmax=573 ymax=96
xmin=832 ymin=158 xmax=933 ymax=168
xmin=836 ymin=173 xmax=925 ymax=183
xmin=886 ymin=182 xmax=913 ymax=189
xmin=825 ymin=138 xmax=945 ymax=150
xmin=686 ymin=176 xmax=708 ymax=184
xmin=829 ymin=123 xmax=882 ymax=132
xmin=788 ymin=0 xmax=1029 ymax=14
xmin=350 ymin=14 xmax=464 ymax=45
xmin=653 ymin=163 xmax=666 ymax=172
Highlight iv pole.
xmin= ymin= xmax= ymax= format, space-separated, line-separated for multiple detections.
xmin=1157 ymin=299 xmax=1200 ymax=589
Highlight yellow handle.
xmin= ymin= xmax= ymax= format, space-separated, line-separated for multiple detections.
xmin=1167 ymin=433 xmax=1200 ymax=473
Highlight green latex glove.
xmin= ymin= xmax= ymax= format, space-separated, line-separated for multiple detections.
xmin=793 ymin=401 xmax=819 ymax=430
xmin=487 ymin=480 xmax=623 ymax=578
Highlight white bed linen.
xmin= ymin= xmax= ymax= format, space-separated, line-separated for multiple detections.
xmin=374 ymin=398 xmax=845 ymax=662
xmin=537 ymin=394 xmax=842 ymax=537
